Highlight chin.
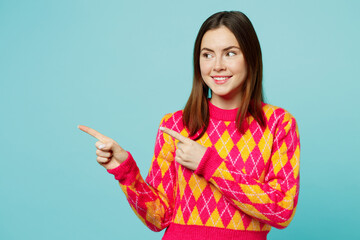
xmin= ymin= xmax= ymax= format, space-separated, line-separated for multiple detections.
xmin=212 ymin=88 xmax=241 ymax=100
xmin=211 ymin=88 xmax=231 ymax=96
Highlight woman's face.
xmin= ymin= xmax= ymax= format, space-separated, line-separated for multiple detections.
xmin=199 ymin=26 xmax=248 ymax=106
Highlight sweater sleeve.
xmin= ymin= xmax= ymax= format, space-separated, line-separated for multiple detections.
xmin=194 ymin=111 xmax=300 ymax=229
xmin=107 ymin=114 xmax=176 ymax=232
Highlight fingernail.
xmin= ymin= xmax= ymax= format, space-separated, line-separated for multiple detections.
xmin=159 ymin=127 xmax=164 ymax=131
xmin=99 ymin=144 xmax=106 ymax=149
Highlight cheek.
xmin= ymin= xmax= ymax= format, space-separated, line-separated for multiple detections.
xmin=199 ymin=60 xmax=212 ymax=76
xmin=230 ymin=60 xmax=247 ymax=76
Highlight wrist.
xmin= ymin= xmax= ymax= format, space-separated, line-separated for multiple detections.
xmin=194 ymin=146 xmax=223 ymax=181
xmin=107 ymin=151 xmax=139 ymax=184
xmin=105 ymin=161 xmax=121 ymax=170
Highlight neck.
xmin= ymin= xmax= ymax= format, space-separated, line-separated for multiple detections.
xmin=209 ymin=94 xmax=242 ymax=110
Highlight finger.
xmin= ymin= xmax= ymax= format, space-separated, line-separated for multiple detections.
xmin=95 ymin=141 xmax=112 ymax=151
xmin=175 ymin=148 xmax=183 ymax=156
xmin=96 ymin=149 xmax=112 ymax=158
xmin=97 ymin=156 xmax=110 ymax=164
xmin=160 ymin=127 xmax=189 ymax=143
xmin=177 ymin=141 xmax=184 ymax=150
xmin=175 ymin=155 xmax=182 ymax=163
xmin=78 ymin=125 xmax=109 ymax=142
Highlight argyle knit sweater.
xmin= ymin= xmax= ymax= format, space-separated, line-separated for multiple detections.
xmin=108 ymin=100 xmax=300 ymax=240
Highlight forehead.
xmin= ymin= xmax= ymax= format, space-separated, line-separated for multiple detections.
xmin=200 ymin=26 xmax=239 ymax=49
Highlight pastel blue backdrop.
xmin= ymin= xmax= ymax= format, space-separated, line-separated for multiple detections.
xmin=1 ymin=0 xmax=359 ymax=239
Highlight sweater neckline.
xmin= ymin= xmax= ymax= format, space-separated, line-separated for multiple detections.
xmin=208 ymin=99 xmax=239 ymax=121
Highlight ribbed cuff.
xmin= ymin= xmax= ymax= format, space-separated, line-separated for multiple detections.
xmin=194 ymin=147 xmax=223 ymax=181
xmin=163 ymin=223 xmax=269 ymax=240
xmin=107 ymin=151 xmax=139 ymax=185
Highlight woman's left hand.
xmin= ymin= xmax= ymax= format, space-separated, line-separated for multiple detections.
xmin=160 ymin=127 xmax=207 ymax=171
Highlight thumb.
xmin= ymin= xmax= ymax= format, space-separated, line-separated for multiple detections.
xmin=97 ymin=141 xmax=111 ymax=151
xmin=97 ymin=140 xmax=128 ymax=165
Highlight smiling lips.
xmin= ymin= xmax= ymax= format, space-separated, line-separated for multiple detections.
xmin=212 ymin=76 xmax=232 ymax=85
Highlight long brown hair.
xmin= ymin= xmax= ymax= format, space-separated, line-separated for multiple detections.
xmin=183 ymin=11 xmax=266 ymax=140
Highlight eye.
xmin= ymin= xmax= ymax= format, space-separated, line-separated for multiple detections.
xmin=202 ymin=53 xmax=213 ymax=59
xmin=226 ymin=51 xmax=236 ymax=57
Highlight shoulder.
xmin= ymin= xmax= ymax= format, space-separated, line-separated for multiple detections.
xmin=261 ymin=102 xmax=298 ymax=132
xmin=158 ymin=110 xmax=184 ymax=129
xmin=262 ymin=102 xmax=296 ymax=121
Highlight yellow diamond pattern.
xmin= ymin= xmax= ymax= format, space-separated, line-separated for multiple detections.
xmin=278 ymin=185 xmax=296 ymax=210
xmin=159 ymin=136 xmax=175 ymax=159
xmin=257 ymin=128 xmax=272 ymax=163
xmin=209 ymin=184 xmax=222 ymax=203
xmin=278 ymin=206 xmax=297 ymax=228
xmin=180 ymin=129 xmax=189 ymax=138
xmin=241 ymin=203 xmax=269 ymax=222
xmin=268 ymin=179 xmax=281 ymax=192
xmin=188 ymin=174 xmax=207 ymax=201
xmin=197 ymin=132 xmax=213 ymax=148
xmin=174 ymin=207 xmax=185 ymax=224
xmin=236 ymin=129 xmax=256 ymax=165
xmin=263 ymin=104 xmax=276 ymax=120
xmin=246 ymin=219 xmax=261 ymax=231
xmin=216 ymin=162 xmax=235 ymax=181
xmin=205 ymin=208 xmax=224 ymax=228
xmin=157 ymin=182 xmax=165 ymax=195
xmin=187 ymin=206 xmax=203 ymax=225
xmin=159 ymin=158 xmax=171 ymax=177
xmin=177 ymin=167 xmax=186 ymax=199
xmin=214 ymin=130 xmax=234 ymax=159
xmin=291 ymin=146 xmax=300 ymax=179
xmin=262 ymin=224 xmax=272 ymax=231
xmin=240 ymin=184 xmax=274 ymax=204
xmin=227 ymin=210 xmax=245 ymax=230
xmin=273 ymin=142 xmax=288 ymax=175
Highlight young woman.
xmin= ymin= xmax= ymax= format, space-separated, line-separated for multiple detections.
xmin=79 ymin=11 xmax=300 ymax=240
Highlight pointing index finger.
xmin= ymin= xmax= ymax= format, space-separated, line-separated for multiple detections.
xmin=160 ymin=127 xmax=189 ymax=143
xmin=78 ymin=125 xmax=109 ymax=142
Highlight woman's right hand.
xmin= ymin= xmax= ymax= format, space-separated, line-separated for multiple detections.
xmin=78 ymin=125 xmax=128 ymax=170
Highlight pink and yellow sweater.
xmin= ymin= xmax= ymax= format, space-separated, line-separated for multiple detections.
xmin=108 ymin=100 xmax=300 ymax=240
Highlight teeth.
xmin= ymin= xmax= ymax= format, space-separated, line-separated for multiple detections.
xmin=213 ymin=77 xmax=228 ymax=80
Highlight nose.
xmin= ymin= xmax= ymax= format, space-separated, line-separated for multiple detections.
xmin=213 ymin=57 xmax=226 ymax=72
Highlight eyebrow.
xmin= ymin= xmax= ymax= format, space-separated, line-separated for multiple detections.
xmin=200 ymin=46 xmax=241 ymax=52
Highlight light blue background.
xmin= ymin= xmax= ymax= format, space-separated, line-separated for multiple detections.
xmin=1 ymin=0 xmax=359 ymax=239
